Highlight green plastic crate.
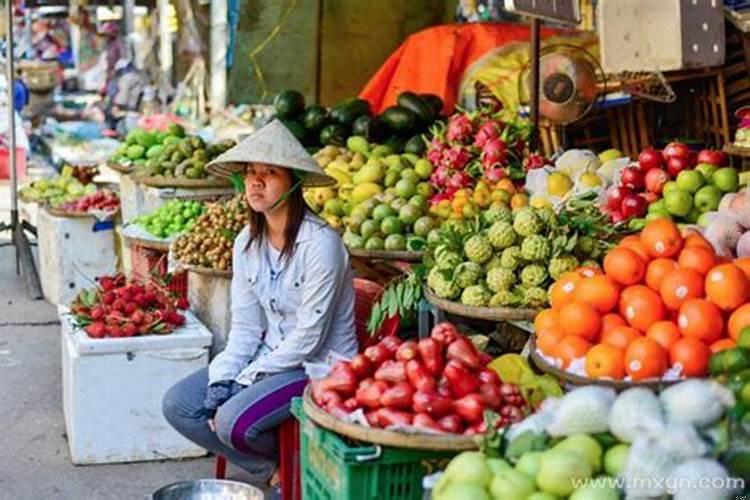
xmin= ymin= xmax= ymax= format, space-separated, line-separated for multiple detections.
xmin=291 ymin=398 xmax=457 ymax=500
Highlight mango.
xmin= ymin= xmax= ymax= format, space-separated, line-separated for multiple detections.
xmin=352 ymin=182 xmax=383 ymax=204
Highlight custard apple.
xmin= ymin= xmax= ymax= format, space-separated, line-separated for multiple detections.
xmin=435 ymin=248 xmax=462 ymax=271
xmin=461 ymin=285 xmax=491 ymax=307
xmin=487 ymin=221 xmax=516 ymax=250
xmin=464 ymin=234 xmax=493 ymax=264
xmin=487 ymin=254 xmax=504 ymax=271
xmin=576 ymin=235 xmax=596 ymax=255
xmin=520 ymin=286 xmax=548 ymax=308
xmin=581 ymin=259 xmax=601 ymax=270
xmin=535 ymin=206 xmax=556 ymax=230
xmin=490 ymin=290 xmax=519 ymax=307
xmin=483 ymin=204 xmax=513 ymax=225
xmin=427 ymin=267 xmax=460 ymax=300
xmin=487 ymin=267 xmax=517 ymax=293
xmin=521 ymin=264 xmax=549 ymax=287
xmin=501 ymin=246 xmax=523 ymax=270
xmin=455 ymin=262 xmax=484 ymax=288
xmin=520 ymin=235 xmax=551 ymax=262
xmin=513 ymin=207 xmax=543 ymax=237
xmin=548 ymin=254 xmax=580 ymax=280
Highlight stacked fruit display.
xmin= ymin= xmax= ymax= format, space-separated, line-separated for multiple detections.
xmin=19 ymin=166 xmax=98 ymax=207
xmin=433 ymin=380 xmax=738 ymax=500
xmin=109 ymin=124 xmax=235 ymax=179
xmin=425 ymin=109 xmax=531 ymax=203
xmin=273 ymin=89 xmax=443 ymax=152
xmin=536 ymin=217 xmax=750 ymax=381
xmin=69 ymin=273 xmax=188 ymax=338
xmin=56 ymin=190 xmax=120 ymax=215
xmin=172 ymin=194 xmax=248 ymax=271
xmin=604 ymin=144 xmax=739 ymax=224
xmin=312 ymin=322 xmax=529 ymax=434
xmin=134 ymin=200 xmax=205 ymax=239
xmin=425 ymin=194 xmax=624 ymax=310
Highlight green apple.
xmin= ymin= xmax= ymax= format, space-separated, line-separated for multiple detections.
xmin=555 ymin=434 xmax=603 ymax=473
xmin=527 ymin=493 xmax=560 ymax=500
xmin=537 ymin=449 xmax=593 ymax=497
xmin=436 ymin=482 xmax=491 ymax=500
xmin=604 ymin=444 xmax=630 ymax=477
xmin=676 ymin=170 xmax=705 ymax=193
xmin=646 ymin=212 xmax=672 ymax=222
xmin=486 ymin=457 xmax=512 ymax=475
xmin=712 ymin=167 xmax=740 ymax=193
xmin=662 ymin=180 xmax=679 ymax=194
xmin=648 ymin=199 xmax=670 ymax=217
xmin=694 ymin=185 xmax=722 ymax=212
xmin=686 ymin=206 xmax=702 ymax=223
xmin=443 ymin=451 xmax=492 ymax=487
xmin=664 ymin=189 xmax=693 ymax=217
xmin=695 ymin=162 xmax=718 ymax=180
xmin=569 ymin=481 xmax=619 ymax=500
xmin=516 ymin=451 xmax=543 ymax=478
xmin=489 ymin=469 xmax=536 ymax=500
xmin=697 ymin=212 xmax=713 ymax=227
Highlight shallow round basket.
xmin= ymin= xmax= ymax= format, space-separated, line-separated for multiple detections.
xmin=302 ymin=386 xmax=477 ymax=451
xmin=181 ymin=262 xmax=233 ymax=279
xmin=528 ymin=335 xmax=680 ymax=391
xmin=45 ymin=206 xmax=120 ymax=220
xmin=106 ymin=162 xmax=134 ymax=174
xmin=151 ymin=479 xmax=264 ymax=500
xmin=348 ymin=248 xmax=424 ymax=262
xmin=120 ymin=231 xmax=171 ymax=252
xmin=723 ymin=143 xmax=750 ymax=158
xmin=423 ymin=287 xmax=540 ymax=322
xmin=133 ymin=174 xmax=232 ymax=189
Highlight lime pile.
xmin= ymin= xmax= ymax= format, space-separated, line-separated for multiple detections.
xmin=19 ymin=166 xmax=97 ymax=207
xmin=134 ymin=200 xmax=205 ymax=239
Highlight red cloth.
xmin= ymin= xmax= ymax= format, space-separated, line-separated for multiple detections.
xmin=359 ymin=23 xmax=560 ymax=115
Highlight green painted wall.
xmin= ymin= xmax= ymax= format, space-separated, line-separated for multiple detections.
xmin=227 ymin=0 xmax=453 ymax=106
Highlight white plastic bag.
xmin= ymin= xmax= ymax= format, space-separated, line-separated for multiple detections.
xmin=660 ymin=379 xmax=735 ymax=427
xmin=546 ymin=385 xmax=616 ymax=436
xmin=609 ymin=387 xmax=665 ymax=443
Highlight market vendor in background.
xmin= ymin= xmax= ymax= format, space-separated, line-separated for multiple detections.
xmin=163 ymin=120 xmax=357 ymax=486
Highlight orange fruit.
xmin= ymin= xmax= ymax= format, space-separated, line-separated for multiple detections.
xmin=728 ymin=303 xmax=750 ymax=340
xmin=678 ymin=298 xmax=724 ymax=344
xmin=601 ymin=313 xmax=627 ymax=335
xmin=535 ymin=308 xmax=559 ymax=333
xmin=706 ymin=264 xmax=750 ymax=311
xmin=620 ymin=236 xmax=651 ymax=262
xmin=604 ymin=247 xmax=646 ymax=286
xmin=625 ymin=337 xmax=669 ymax=380
xmin=554 ymin=335 xmax=592 ymax=368
xmin=735 ymin=256 xmax=750 ymax=282
xmin=549 ymin=272 xmax=583 ymax=310
xmin=585 ymin=343 xmax=625 ymax=380
xmin=640 ymin=218 xmax=684 ymax=258
xmin=602 ymin=325 xmax=642 ymax=350
xmin=537 ymin=327 xmax=566 ymax=356
xmin=646 ymin=258 xmax=679 ymax=291
xmin=659 ymin=268 xmax=705 ymax=311
xmin=577 ymin=265 xmax=603 ymax=278
xmin=677 ymin=246 xmax=716 ymax=276
xmin=669 ymin=337 xmax=711 ymax=377
xmin=711 ymin=338 xmax=737 ymax=353
xmin=559 ymin=301 xmax=602 ymax=342
xmin=574 ymin=275 xmax=620 ymax=314
xmin=619 ymin=285 xmax=666 ymax=332
xmin=646 ymin=321 xmax=682 ymax=350
xmin=683 ymin=230 xmax=714 ymax=251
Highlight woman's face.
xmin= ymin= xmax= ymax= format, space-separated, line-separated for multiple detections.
xmin=244 ymin=162 xmax=294 ymax=213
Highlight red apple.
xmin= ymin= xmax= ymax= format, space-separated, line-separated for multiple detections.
xmin=643 ymin=192 xmax=659 ymax=203
xmin=666 ymin=156 xmax=690 ymax=178
xmin=610 ymin=210 xmax=626 ymax=223
xmin=620 ymin=166 xmax=645 ymax=190
xmin=663 ymin=142 xmax=691 ymax=161
xmin=644 ymin=168 xmax=669 ymax=194
xmin=638 ymin=148 xmax=664 ymax=171
xmin=606 ymin=185 xmax=633 ymax=211
xmin=620 ymin=194 xmax=648 ymax=218
xmin=696 ymin=149 xmax=728 ymax=167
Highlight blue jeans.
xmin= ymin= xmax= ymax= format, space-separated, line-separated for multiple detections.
xmin=162 ymin=367 xmax=307 ymax=482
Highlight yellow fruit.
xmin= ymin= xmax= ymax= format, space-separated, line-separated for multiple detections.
xmin=598 ymin=148 xmax=624 ymax=163
xmin=579 ymin=171 xmax=603 ymax=188
xmin=455 ymin=189 xmax=470 ymax=200
xmin=496 ymin=179 xmax=517 ymax=194
xmin=511 ymin=193 xmax=529 ymax=211
xmin=351 ymin=182 xmax=383 ymax=204
xmin=473 ymin=189 xmax=492 ymax=208
xmin=530 ymin=196 xmax=552 ymax=209
xmin=476 ymin=180 xmax=490 ymax=192
xmin=491 ymin=188 xmax=511 ymax=204
xmin=547 ymin=172 xmax=574 ymax=196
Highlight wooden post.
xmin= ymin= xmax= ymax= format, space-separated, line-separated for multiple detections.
xmin=529 ymin=17 xmax=541 ymax=151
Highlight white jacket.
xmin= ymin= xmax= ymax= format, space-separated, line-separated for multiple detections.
xmin=208 ymin=214 xmax=357 ymax=385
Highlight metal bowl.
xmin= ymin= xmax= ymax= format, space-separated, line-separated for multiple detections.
xmin=151 ymin=479 xmax=264 ymax=500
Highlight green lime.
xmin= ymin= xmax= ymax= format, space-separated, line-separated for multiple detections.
xmin=365 ymin=236 xmax=385 ymax=251
xmin=373 ymin=204 xmax=396 ymax=222
xmin=381 ymin=216 xmax=404 ymax=236
xmin=385 ymin=234 xmax=407 ymax=251
xmin=360 ymin=219 xmax=379 ymax=239
xmin=398 ymin=204 xmax=421 ymax=226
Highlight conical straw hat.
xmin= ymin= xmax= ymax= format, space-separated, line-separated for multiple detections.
xmin=206 ymin=120 xmax=335 ymax=187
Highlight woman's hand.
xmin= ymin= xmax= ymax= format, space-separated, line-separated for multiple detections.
xmin=207 ymin=419 xmax=216 ymax=432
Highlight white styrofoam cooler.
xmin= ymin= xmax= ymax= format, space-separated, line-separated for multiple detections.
xmin=60 ymin=307 xmax=212 ymax=464
xmin=38 ymin=208 xmax=118 ymax=306
xmin=186 ymin=269 xmax=232 ymax=356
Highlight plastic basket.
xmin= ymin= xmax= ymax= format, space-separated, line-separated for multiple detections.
xmin=291 ymin=399 xmax=455 ymax=500
xmin=130 ymin=244 xmax=188 ymax=300
xmin=354 ymin=278 xmax=400 ymax=350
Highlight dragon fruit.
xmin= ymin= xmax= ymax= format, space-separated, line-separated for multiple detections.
xmin=446 ymin=114 xmax=474 ymax=142
xmin=430 ymin=165 xmax=452 ymax=188
xmin=427 ymin=137 xmax=447 ymax=165
xmin=485 ymin=167 xmax=507 ymax=183
xmin=473 ymin=121 xmax=502 ymax=148
xmin=441 ymin=146 xmax=472 ymax=170
xmin=447 ymin=171 xmax=473 ymax=190
xmin=524 ymin=153 xmax=549 ymax=171
xmin=482 ymin=138 xmax=508 ymax=169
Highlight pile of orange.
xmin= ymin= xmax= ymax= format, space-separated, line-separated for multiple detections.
xmin=536 ymin=218 xmax=750 ymax=381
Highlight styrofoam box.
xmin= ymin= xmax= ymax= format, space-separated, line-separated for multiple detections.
xmin=60 ymin=307 xmax=212 ymax=464
xmin=38 ymin=208 xmax=118 ymax=306
xmin=187 ymin=269 xmax=232 ymax=357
